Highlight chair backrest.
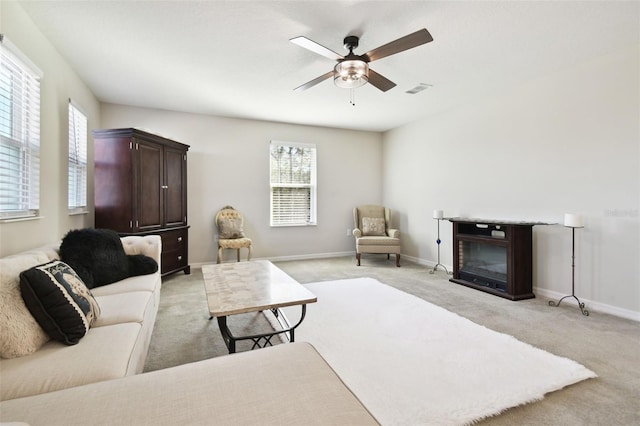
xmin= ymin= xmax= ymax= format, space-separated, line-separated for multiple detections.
xmin=353 ymin=205 xmax=390 ymax=231
xmin=215 ymin=206 xmax=243 ymax=229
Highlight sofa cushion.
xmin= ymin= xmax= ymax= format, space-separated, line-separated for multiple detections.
xmin=91 ymin=273 xmax=160 ymax=297
xmin=0 ymin=322 xmax=143 ymax=401
xmin=218 ymin=217 xmax=246 ymax=239
xmin=361 ymin=217 xmax=386 ymax=236
xmin=0 ymin=253 xmax=52 ymax=359
xmin=356 ymin=236 xmax=401 ymax=246
xmin=93 ymin=291 xmax=152 ymax=327
xmin=60 ymin=228 xmax=157 ymax=289
xmin=19 ymin=260 xmax=100 ymax=345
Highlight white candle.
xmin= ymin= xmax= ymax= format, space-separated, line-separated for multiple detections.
xmin=433 ymin=209 xmax=444 ymax=219
xmin=564 ymin=213 xmax=584 ymax=228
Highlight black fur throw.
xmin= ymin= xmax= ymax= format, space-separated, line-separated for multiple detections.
xmin=60 ymin=228 xmax=158 ymax=289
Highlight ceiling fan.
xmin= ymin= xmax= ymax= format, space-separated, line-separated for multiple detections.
xmin=291 ymin=28 xmax=433 ymax=92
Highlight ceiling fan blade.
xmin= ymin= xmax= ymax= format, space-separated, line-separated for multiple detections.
xmin=294 ymin=71 xmax=334 ymax=92
xmin=290 ymin=36 xmax=343 ymax=60
xmin=368 ymin=69 xmax=396 ymax=92
xmin=363 ymin=28 xmax=433 ymax=63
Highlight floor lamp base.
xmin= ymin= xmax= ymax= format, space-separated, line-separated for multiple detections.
xmin=549 ymin=295 xmax=589 ymax=316
xmin=429 ymin=263 xmax=450 ymax=274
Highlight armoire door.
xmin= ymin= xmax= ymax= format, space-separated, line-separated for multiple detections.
xmin=164 ymin=147 xmax=187 ymax=227
xmin=93 ymin=136 xmax=134 ymax=232
xmin=136 ymin=140 xmax=164 ymax=231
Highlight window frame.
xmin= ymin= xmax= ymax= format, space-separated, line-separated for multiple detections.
xmin=269 ymin=140 xmax=317 ymax=227
xmin=67 ymin=100 xmax=88 ymax=214
xmin=0 ymin=36 xmax=42 ymax=221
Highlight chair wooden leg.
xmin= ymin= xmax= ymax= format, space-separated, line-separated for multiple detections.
xmin=356 ymin=253 xmax=361 ymax=266
xmin=396 ymin=254 xmax=401 ymax=267
xmin=217 ymin=247 xmax=223 ymax=264
xmin=236 ymin=249 xmax=240 ymax=262
xmin=247 ymin=246 xmax=252 ymax=261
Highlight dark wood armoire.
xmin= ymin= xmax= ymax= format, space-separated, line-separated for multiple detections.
xmin=93 ymin=128 xmax=190 ymax=276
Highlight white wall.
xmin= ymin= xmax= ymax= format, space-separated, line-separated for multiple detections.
xmin=383 ymin=44 xmax=640 ymax=318
xmin=0 ymin=1 xmax=100 ymax=257
xmin=3 ymin=0 xmax=637 ymax=319
xmin=100 ymin=104 xmax=382 ymax=264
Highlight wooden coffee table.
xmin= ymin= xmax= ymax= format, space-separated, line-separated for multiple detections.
xmin=202 ymin=260 xmax=317 ymax=353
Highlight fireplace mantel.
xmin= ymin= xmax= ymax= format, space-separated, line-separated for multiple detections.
xmin=448 ymin=217 xmax=553 ymax=226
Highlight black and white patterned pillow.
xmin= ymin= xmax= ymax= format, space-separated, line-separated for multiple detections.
xmin=20 ymin=260 xmax=100 ymax=345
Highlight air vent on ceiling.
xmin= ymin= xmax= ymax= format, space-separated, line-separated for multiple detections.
xmin=405 ymin=83 xmax=432 ymax=94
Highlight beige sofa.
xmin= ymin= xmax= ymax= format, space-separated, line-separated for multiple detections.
xmin=0 ymin=235 xmax=162 ymax=401
xmin=0 ymin=238 xmax=378 ymax=425
xmin=0 ymin=342 xmax=378 ymax=425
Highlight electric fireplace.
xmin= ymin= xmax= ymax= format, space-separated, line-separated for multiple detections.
xmin=449 ymin=219 xmax=541 ymax=301
xmin=458 ymin=241 xmax=508 ymax=292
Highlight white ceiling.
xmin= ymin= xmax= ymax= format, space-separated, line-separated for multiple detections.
xmin=18 ymin=0 xmax=640 ymax=132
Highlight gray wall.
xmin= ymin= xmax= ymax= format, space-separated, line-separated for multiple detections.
xmin=100 ymin=104 xmax=382 ymax=264
xmin=0 ymin=1 xmax=99 ymax=256
xmin=2 ymin=0 xmax=638 ymax=319
xmin=382 ymin=44 xmax=640 ymax=318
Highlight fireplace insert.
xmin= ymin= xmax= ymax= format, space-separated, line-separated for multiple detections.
xmin=458 ymin=241 xmax=508 ymax=292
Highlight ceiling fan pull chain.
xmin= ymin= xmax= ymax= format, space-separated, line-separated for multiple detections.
xmin=350 ymin=88 xmax=356 ymax=106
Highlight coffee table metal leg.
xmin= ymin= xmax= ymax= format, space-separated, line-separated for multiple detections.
xmin=216 ymin=316 xmax=236 ymax=354
xmin=214 ymin=305 xmax=308 ymax=354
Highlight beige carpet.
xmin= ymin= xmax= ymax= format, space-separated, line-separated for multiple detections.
xmin=145 ymin=256 xmax=640 ymax=425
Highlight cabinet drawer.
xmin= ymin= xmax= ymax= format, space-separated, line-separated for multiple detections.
xmin=159 ymin=228 xmax=188 ymax=275
xmin=162 ymin=248 xmax=188 ymax=274
xmin=160 ymin=228 xmax=187 ymax=251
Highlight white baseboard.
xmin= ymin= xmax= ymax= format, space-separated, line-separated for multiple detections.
xmin=402 ymin=254 xmax=454 ymax=274
xmin=188 ymin=253 xmax=639 ymax=322
xmin=260 ymin=251 xmax=355 ymax=262
xmin=189 ymin=251 xmax=354 ymax=270
xmin=403 ymin=255 xmax=639 ymax=322
xmin=534 ymin=287 xmax=640 ymax=322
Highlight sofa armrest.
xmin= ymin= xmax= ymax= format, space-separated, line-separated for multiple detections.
xmin=352 ymin=228 xmax=362 ymax=238
xmin=121 ymin=236 xmax=162 ymax=267
xmin=387 ymin=228 xmax=400 ymax=238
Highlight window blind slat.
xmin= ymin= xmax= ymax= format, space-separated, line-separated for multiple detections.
xmin=0 ymin=40 xmax=41 ymax=218
xmin=269 ymin=141 xmax=316 ymax=226
xmin=68 ymin=102 xmax=87 ymax=210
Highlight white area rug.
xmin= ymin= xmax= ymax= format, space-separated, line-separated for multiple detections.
xmin=278 ymin=278 xmax=596 ymax=426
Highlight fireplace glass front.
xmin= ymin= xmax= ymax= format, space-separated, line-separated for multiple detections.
xmin=458 ymin=241 xmax=508 ymax=292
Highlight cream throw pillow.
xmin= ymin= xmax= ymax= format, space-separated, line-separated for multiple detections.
xmin=218 ymin=217 xmax=245 ymax=239
xmin=0 ymin=253 xmax=51 ymax=358
xmin=361 ymin=217 xmax=386 ymax=236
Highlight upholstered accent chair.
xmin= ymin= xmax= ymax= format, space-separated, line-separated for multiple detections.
xmin=352 ymin=205 xmax=400 ymax=267
xmin=215 ymin=206 xmax=252 ymax=263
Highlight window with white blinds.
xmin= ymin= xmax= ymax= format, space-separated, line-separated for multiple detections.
xmin=269 ymin=141 xmax=317 ymax=226
xmin=0 ymin=37 xmax=41 ymax=220
xmin=68 ymin=101 xmax=87 ymax=212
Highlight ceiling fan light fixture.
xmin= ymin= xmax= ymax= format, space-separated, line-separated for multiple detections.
xmin=333 ymin=60 xmax=369 ymax=89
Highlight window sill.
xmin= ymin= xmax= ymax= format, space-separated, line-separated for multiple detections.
xmin=270 ymin=222 xmax=317 ymax=228
xmin=69 ymin=210 xmax=89 ymax=216
xmin=0 ymin=215 xmax=44 ymax=224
